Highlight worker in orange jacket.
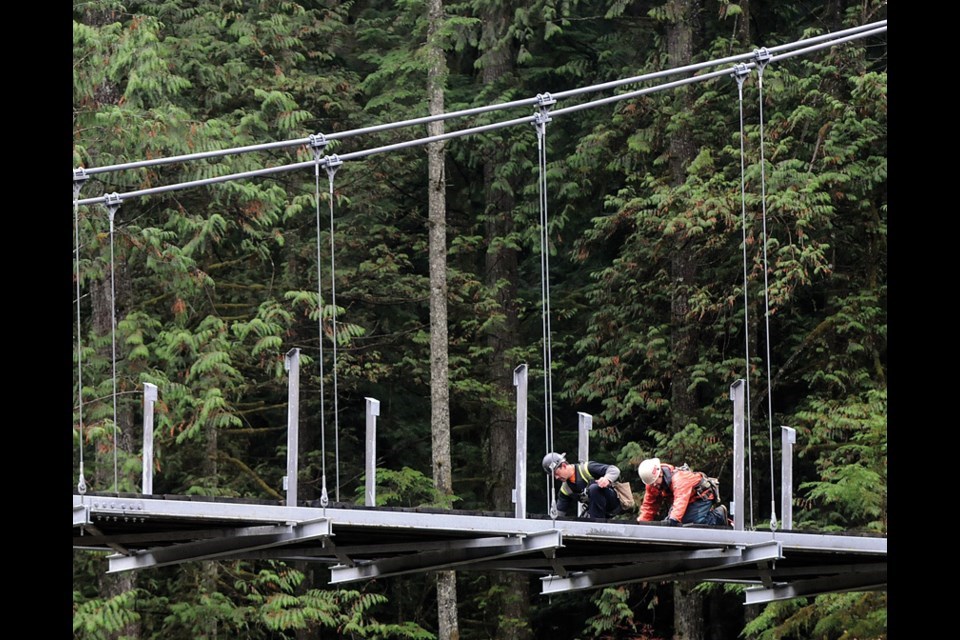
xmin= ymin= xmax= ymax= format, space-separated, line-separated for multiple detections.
xmin=636 ymin=458 xmax=730 ymax=527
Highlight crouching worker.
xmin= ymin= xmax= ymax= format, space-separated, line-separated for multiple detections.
xmin=636 ymin=457 xmax=731 ymax=527
xmin=542 ymin=452 xmax=622 ymax=520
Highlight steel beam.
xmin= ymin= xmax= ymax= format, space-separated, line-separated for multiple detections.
xmin=541 ymin=541 xmax=782 ymax=594
xmin=744 ymin=569 xmax=887 ymax=604
xmin=74 ymin=503 xmax=90 ymax=527
xmin=106 ymin=518 xmax=332 ymax=573
xmin=329 ymin=529 xmax=562 ymax=584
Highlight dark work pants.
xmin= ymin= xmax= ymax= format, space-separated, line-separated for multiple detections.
xmin=681 ymin=497 xmax=725 ymax=525
xmin=585 ymin=483 xmax=621 ymax=519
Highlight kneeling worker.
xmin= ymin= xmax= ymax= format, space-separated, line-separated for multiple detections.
xmin=637 ymin=457 xmax=730 ymax=527
xmin=542 ymin=452 xmax=622 ymax=519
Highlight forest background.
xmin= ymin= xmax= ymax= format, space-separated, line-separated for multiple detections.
xmin=71 ymin=0 xmax=888 ymax=638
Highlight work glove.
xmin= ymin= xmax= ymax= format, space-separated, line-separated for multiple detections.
xmin=662 ymin=517 xmax=680 ymax=526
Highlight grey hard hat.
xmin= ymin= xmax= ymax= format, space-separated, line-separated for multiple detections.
xmin=542 ymin=452 xmax=567 ymax=473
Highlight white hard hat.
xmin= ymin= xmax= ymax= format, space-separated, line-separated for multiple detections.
xmin=638 ymin=457 xmax=662 ymax=485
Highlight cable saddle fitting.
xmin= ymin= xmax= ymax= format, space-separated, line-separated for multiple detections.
xmin=536 ymin=92 xmax=556 ymax=109
xmin=104 ymin=192 xmax=122 ymax=214
xmin=73 ymin=167 xmax=88 ymax=198
xmin=732 ymin=63 xmax=751 ymax=79
xmin=309 ymin=133 xmax=328 ymax=160
xmin=533 ymin=92 xmax=556 ymax=129
xmin=753 ymin=47 xmax=772 ymax=67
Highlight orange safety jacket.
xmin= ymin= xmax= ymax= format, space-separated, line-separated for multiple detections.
xmin=638 ymin=463 xmax=705 ymax=522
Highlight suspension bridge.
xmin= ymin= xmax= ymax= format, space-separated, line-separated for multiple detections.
xmin=72 ymin=21 xmax=888 ymax=605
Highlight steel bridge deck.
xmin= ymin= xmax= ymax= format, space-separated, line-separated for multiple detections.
xmin=73 ymin=492 xmax=886 ymax=604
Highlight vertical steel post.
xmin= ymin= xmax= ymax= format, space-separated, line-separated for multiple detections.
xmin=141 ymin=383 xmax=157 ymax=495
xmin=730 ymin=379 xmax=745 ymax=531
xmin=781 ymin=426 xmax=796 ymax=530
xmin=284 ymin=348 xmax=300 ymax=506
xmin=577 ymin=412 xmax=593 ymax=518
xmin=577 ymin=412 xmax=592 ymax=463
xmin=513 ymin=364 xmax=528 ymax=519
xmin=365 ymin=397 xmax=381 ymax=507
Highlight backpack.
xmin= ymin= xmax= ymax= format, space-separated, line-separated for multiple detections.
xmin=675 ymin=462 xmax=721 ymax=506
xmin=695 ymin=473 xmax=722 ymax=506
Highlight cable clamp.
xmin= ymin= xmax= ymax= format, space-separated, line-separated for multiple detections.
xmin=533 ymin=93 xmax=556 ymax=129
xmin=324 ymin=154 xmax=343 ymax=170
xmin=533 ymin=110 xmax=552 ymax=127
xmin=103 ymin=191 xmax=121 ymax=209
xmin=309 ymin=133 xmax=328 ymax=161
xmin=536 ymin=92 xmax=556 ymax=109
xmin=753 ymin=47 xmax=772 ymax=67
xmin=73 ymin=167 xmax=88 ymax=199
xmin=732 ymin=63 xmax=752 ymax=89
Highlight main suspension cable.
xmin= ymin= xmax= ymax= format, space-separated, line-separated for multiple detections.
xmin=73 ymin=25 xmax=887 ymax=210
xmin=73 ymin=21 xmax=885 ymax=181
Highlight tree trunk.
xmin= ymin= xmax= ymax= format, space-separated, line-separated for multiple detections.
xmin=91 ymin=237 xmax=140 ymax=640
xmin=665 ymin=1 xmax=706 ymax=638
xmin=427 ymin=1 xmax=459 ymax=637
xmin=478 ymin=7 xmax=531 ymax=639
xmin=673 ymin=581 xmax=705 ymax=639
xmin=735 ymin=0 xmax=751 ymax=44
xmin=81 ymin=4 xmax=140 ymax=631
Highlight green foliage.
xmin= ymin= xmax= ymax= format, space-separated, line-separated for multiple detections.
xmin=582 ymin=586 xmax=649 ymax=639
xmin=73 ymin=588 xmax=142 ymax=639
xmin=365 ymin=466 xmax=461 ymax=508
xmin=742 ymin=592 xmax=887 ymax=640
xmin=793 ymin=389 xmax=887 ymax=533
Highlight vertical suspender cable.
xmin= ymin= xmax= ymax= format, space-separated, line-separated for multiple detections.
xmin=534 ymin=95 xmax=557 ymax=517
xmin=326 ymin=158 xmax=342 ymax=503
xmin=755 ymin=49 xmax=778 ymax=531
xmin=310 ymin=137 xmax=329 ymax=510
xmin=733 ymin=66 xmax=755 ymax=529
xmin=105 ymin=195 xmax=122 ymax=494
xmin=74 ymin=173 xmax=88 ymax=495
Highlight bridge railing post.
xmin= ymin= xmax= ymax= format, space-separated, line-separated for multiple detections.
xmin=781 ymin=426 xmax=796 ymax=530
xmin=142 ymin=383 xmax=158 ymax=495
xmin=730 ymin=379 xmax=745 ymax=531
xmin=576 ymin=412 xmax=593 ymax=518
xmin=365 ymin=397 xmax=381 ymax=507
xmin=284 ymin=348 xmax=300 ymax=506
xmin=513 ymin=364 xmax=528 ymax=519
